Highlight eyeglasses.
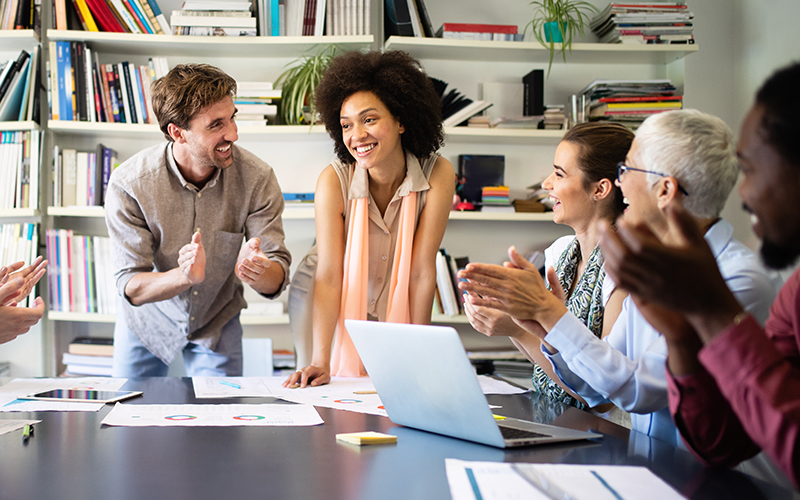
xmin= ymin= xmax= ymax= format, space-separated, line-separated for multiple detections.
xmin=616 ymin=162 xmax=689 ymax=196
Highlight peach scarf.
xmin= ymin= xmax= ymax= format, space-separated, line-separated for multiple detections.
xmin=329 ymin=191 xmax=417 ymax=377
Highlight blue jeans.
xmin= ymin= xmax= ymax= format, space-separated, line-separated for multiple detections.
xmin=112 ymin=313 xmax=243 ymax=377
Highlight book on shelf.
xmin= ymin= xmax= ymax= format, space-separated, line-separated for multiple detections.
xmin=457 ymin=154 xmax=504 ymax=205
xmin=46 ymin=230 xmax=117 ymax=315
xmin=0 ymin=223 xmax=40 ymax=308
xmin=63 ymin=352 xmax=114 ymax=367
xmin=68 ymin=336 xmax=114 ymax=356
xmin=383 ymin=0 xmax=412 ymax=37
xmin=436 ymin=23 xmax=522 ymax=41
xmin=64 ymin=361 xmax=114 ymax=377
xmin=434 ymin=249 xmax=458 ymax=316
xmin=0 ymin=131 xmax=41 ymax=211
xmin=53 ymin=144 xmax=120 ymax=207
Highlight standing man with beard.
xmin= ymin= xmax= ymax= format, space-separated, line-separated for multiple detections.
xmin=598 ymin=62 xmax=800 ymax=487
xmin=106 ymin=64 xmax=291 ymax=377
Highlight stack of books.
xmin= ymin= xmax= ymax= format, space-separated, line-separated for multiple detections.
xmin=542 ymin=105 xmax=567 ymax=130
xmin=172 ymin=0 xmax=256 ymax=36
xmin=273 ymin=349 xmax=296 ymax=372
xmin=435 ymin=23 xmax=522 ymax=41
xmin=522 ymin=181 xmax=554 ymax=211
xmin=590 ymin=2 xmax=694 ymax=45
xmin=489 ymin=116 xmax=541 ymax=129
xmin=480 ymin=186 xmax=514 ymax=213
xmin=235 ymin=81 xmax=279 ymax=125
xmin=45 ymin=231 xmax=117 ymax=315
xmin=53 ymin=0 xmax=170 ymax=33
xmin=581 ymin=78 xmax=679 ymax=128
xmin=282 ymin=192 xmax=314 ymax=211
xmin=0 ymin=48 xmax=41 ymax=123
xmin=466 ymin=115 xmax=490 ymax=128
xmin=63 ymin=337 xmax=114 ymax=377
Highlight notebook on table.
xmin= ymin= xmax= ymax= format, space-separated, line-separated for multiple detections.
xmin=345 ymin=320 xmax=602 ymax=448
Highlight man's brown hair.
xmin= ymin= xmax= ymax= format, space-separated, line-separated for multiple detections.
xmin=150 ymin=63 xmax=237 ymax=141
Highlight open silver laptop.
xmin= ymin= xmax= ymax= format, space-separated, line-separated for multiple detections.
xmin=345 ymin=319 xmax=601 ymax=448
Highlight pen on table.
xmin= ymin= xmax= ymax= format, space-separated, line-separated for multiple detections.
xmin=353 ymin=390 xmax=377 ymax=395
xmin=22 ymin=424 xmax=34 ymax=442
xmin=219 ymin=380 xmax=241 ymax=389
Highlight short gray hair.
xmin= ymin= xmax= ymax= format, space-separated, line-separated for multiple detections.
xmin=633 ymin=109 xmax=739 ymax=218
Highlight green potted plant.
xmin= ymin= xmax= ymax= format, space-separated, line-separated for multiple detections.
xmin=275 ymin=45 xmax=337 ymax=125
xmin=525 ymin=0 xmax=598 ymax=75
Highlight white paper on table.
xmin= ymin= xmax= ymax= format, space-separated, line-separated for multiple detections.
xmin=0 ymin=378 xmax=129 ymax=412
xmin=0 ymin=419 xmax=41 ymax=436
xmin=193 ymin=376 xmax=511 ymax=417
xmin=477 ymin=375 xmax=531 ymax=395
xmin=270 ymin=377 xmax=388 ymax=417
xmin=101 ymin=403 xmax=324 ymax=427
xmin=445 ymin=459 xmax=686 ymax=500
xmin=192 ymin=377 xmax=276 ymax=398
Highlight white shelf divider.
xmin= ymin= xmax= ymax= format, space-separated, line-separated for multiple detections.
xmin=49 ymin=311 xmax=291 ymax=325
xmin=46 ymin=30 xmax=374 ymax=57
xmin=0 ymin=30 xmax=40 ymax=52
xmin=46 ymin=205 xmax=553 ymax=222
xmin=384 ymin=36 xmax=699 ymax=64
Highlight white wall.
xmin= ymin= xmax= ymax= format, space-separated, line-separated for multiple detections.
xmin=685 ymin=0 xmax=800 ymax=249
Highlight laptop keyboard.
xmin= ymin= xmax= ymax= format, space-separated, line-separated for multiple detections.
xmin=499 ymin=425 xmax=550 ymax=440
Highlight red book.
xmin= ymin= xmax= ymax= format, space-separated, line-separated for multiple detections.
xmin=85 ymin=0 xmax=126 ymax=32
xmin=597 ymin=96 xmax=682 ymax=103
xmin=440 ymin=23 xmax=518 ymax=34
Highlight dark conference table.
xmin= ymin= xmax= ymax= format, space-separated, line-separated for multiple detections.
xmin=0 ymin=377 xmax=797 ymax=500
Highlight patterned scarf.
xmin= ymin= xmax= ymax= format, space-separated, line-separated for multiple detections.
xmin=532 ymin=239 xmax=606 ymax=410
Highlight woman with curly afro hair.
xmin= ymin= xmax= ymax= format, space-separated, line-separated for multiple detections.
xmin=285 ymin=50 xmax=455 ymax=388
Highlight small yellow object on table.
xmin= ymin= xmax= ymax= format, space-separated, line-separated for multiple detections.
xmin=335 ymin=431 xmax=398 ymax=446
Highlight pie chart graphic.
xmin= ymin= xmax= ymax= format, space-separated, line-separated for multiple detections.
xmin=233 ymin=415 xmax=266 ymax=421
xmin=334 ymin=399 xmax=361 ymax=404
xmin=165 ymin=415 xmax=197 ymax=421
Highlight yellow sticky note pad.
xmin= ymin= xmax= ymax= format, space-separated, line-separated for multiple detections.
xmin=336 ymin=431 xmax=397 ymax=446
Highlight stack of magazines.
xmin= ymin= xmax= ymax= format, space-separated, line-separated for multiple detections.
xmin=581 ymin=78 xmax=680 ymax=129
xmin=590 ymin=2 xmax=694 ymax=45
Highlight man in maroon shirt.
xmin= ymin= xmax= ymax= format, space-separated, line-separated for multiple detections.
xmin=597 ymin=62 xmax=800 ymax=488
